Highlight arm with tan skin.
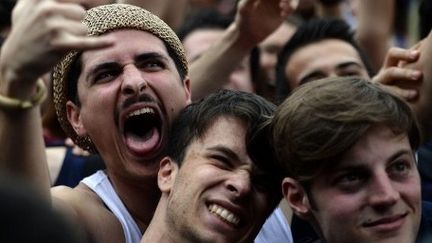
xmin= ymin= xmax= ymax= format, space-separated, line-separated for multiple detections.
xmin=189 ymin=0 xmax=297 ymax=100
xmin=401 ymin=31 xmax=432 ymax=141
xmin=0 ymin=0 xmax=112 ymax=200
xmin=117 ymin=0 xmax=189 ymax=30
xmin=354 ymin=0 xmax=394 ymax=72
xmin=375 ymin=31 xmax=432 ymax=141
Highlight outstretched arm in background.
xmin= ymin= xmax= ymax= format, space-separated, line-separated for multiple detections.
xmin=355 ymin=0 xmax=394 ymax=73
xmin=189 ymin=0 xmax=298 ymax=100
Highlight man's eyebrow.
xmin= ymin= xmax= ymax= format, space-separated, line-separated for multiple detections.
xmin=87 ymin=62 xmax=121 ymax=79
xmin=332 ymin=149 xmax=414 ymax=172
xmin=299 ymin=71 xmax=325 ymax=85
xmin=336 ymin=61 xmax=364 ymax=69
xmin=207 ymin=145 xmax=240 ymax=162
xmin=135 ymin=52 xmax=169 ymax=62
xmin=386 ymin=149 xmax=415 ymax=163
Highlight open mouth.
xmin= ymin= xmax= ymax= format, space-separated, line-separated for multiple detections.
xmin=122 ymin=106 xmax=163 ymax=157
xmin=208 ymin=203 xmax=241 ymax=227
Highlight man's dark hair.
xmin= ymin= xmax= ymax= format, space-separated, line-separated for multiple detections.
xmin=166 ymin=89 xmax=284 ymax=210
xmin=177 ymin=8 xmax=233 ymax=41
xmin=275 ymin=18 xmax=374 ymax=102
xmin=273 ymin=76 xmax=421 ymax=183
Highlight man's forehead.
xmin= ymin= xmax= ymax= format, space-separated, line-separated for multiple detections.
xmin=193 ymin=117 xmax=248 ymax=153
xmin=291 ymin=40 xmax=363 ymax=66
xmin=338 ymin=130 xmax=412 ymax=168
xmin=81 ymin=30 xmax=170 ymax=67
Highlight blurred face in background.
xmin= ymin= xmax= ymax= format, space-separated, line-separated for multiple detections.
xmin=183 ymin=28 xmax=254 ymax=93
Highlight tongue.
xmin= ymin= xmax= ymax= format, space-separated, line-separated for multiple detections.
xmin=125 ymin=127 xmax=160 ymax=156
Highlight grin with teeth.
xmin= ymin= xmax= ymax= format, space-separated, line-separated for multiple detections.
xmin=208 ymin=204 xmax=241 ymax=226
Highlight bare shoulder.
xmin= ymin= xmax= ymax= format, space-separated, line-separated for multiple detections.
xmin=51 ymin=184 xmax=125 ymax=243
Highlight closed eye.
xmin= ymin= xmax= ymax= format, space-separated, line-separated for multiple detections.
xmin=210 ymin=154 xmax=232 ymax=169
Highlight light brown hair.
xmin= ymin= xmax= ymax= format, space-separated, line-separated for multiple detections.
xmin=272 ymin=76 xmax=420 ymax=183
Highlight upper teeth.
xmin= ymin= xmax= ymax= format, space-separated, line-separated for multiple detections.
xmin=208 ymin=204 xmax=240 ymax=226
xmin=126 ymin=107 xmax=155 ymax=118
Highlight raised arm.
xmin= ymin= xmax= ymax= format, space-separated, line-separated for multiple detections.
xmin=189 ymin=0 xmax=297 ymax=100
xmin=0 ymin=0 xmax=112 ymax=200
xmin=403 ymin=31 xmax=432 ymax=141
xmin=355 ymin=0 xmax=394 ymax=72
xmin=376 ymin=30 xmax=432 ymax=142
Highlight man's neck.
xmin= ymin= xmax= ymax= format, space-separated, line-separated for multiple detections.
xmin=107 ymin=171 xmax=161 ymax=233
xmin=140 ymin=196 xmax=176 ymax=243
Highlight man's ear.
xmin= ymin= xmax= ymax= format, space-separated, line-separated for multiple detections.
xmin=66 ymin=101 xmax=87 ymax=136
xmin=282 ymin=177 xmax=312 ymax=220
xmin=183 ymin=77 xmax=192 ymax=104
xmin=158 ymin=157 xmax=178 ymax=193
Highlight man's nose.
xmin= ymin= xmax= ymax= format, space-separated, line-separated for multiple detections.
xmin=368 ymin=174 xmax=400 ymax=209
xmin=225 ymin=170 xmax=252 ymax=198
xmin=121 ymin=64 xmax=147 ymax=96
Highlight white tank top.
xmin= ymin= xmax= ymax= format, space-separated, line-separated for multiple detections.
xmin=82 ymin=170 xmax=142 ymax=243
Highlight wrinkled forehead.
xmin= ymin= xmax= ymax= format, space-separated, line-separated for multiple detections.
xmin=80 ymin=29 xmax=171 ymax=69
xmin=286 ymin=39 xmax=368 ymax=87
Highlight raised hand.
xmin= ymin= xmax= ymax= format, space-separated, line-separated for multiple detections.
xmin=372 ymin=47 xmax=422 ymax=101
xmin=234 ymin=0 xmax=298 ymax=46
xmin=0 ymin=0 xmax=113 ymax=99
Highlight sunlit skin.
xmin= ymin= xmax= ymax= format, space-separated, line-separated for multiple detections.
xmin=285 ymin=39 xmax=369 ymax=90
xmin=285 ymin=125 xmax=421 ymax=243
xmin=182 ymin=29 xmax=254 ymax=93
xmin=67 ymin=30 xmax=191 ymax=181
xmin=163 ymin=117 xmax=271 ymax=243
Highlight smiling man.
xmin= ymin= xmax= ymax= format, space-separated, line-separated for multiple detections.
xmin=272 ymin=76 xmax=432 ymax=243
xmin=141 ymin=90 xmax=284 ymax=243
